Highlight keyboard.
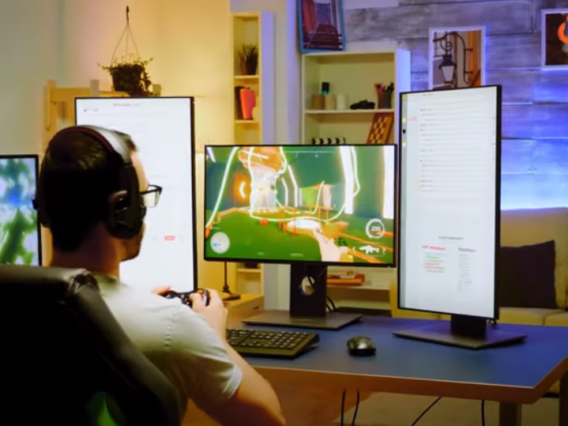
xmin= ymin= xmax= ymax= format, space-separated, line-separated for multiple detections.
xmin=226 ymin=328 xmax=320 ymax=358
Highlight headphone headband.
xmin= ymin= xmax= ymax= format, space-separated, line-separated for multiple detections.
xmin=55 ymin=125 xmax=133 ymax=165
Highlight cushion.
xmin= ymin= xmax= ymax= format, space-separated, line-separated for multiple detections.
xmin=498 ymin=307 xmax=563 ymax=325
xmin=501 ymin=208 xmax=568 ymax=309
xmin=544 ymin=311 xmax=568 ymax=327
xmin=499 ymin=240 xmax=557 ymax=309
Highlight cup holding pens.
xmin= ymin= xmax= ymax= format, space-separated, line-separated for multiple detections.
xmin=377 ymin=93 xmax=392 ymax=109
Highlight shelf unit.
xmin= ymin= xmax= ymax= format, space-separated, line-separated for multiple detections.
xmin=301 ymin=49 xmax=411 ymax=145
xmin=300 ymin=49 xmax=410 ymax=308
xmin=232 ymin=12 xmax=275 ymax=147
xmin=228 ymin=11 xmax=275 ymax=296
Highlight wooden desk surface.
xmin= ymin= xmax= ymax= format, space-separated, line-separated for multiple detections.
xmin=237 ymin=316 xmax=568 ymax=404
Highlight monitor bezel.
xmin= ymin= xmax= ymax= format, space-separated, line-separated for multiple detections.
xmin=203 ymin=143 xmax=398 ymax=269
xmin=74 ymin=96 xmax=198 ymax=289
xmin=396 ymin=85 xmax=502 ymax=320
xmin=0 ymin=154 xmax=42 ymax=266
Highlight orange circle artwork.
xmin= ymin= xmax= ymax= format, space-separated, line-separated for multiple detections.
xmin=558 ymin=22 xmax=568 ymax=44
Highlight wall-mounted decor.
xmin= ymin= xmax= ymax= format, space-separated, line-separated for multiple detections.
xmin=428 ymin=27 xmax=485 ymax=90
xmin=298 ymin=0 xmax=345 ymax=53
xmin=541 ymin=9 xmax=568 ymax=70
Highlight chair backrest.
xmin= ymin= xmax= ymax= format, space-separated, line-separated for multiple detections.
xmin=0 ymin=265 xmax=181 ymax=426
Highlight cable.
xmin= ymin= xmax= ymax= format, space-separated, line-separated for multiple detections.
xmin=327 ymin=295 xmax=337 ymax=311
xmin=481 ymin=400 xmax=486 ymax=426
xmin=410 ymin=396 xmax=441 ymax=426
xmin=351 ymin=390 xmax=360 ymax=426
xmin=339 ymin=389 xmax=360 ymax=426
xmin=305 ymin=269 xmax=337 ymax=312
xmin=340 ymin=389 xmax=346 ymax=426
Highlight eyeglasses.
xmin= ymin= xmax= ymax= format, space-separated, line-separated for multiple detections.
xmin=141 ymin=185 xmax=162 ymax=208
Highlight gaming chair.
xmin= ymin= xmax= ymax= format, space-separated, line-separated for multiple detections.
xmin=0 ymin=265 xmax=181 ymax=426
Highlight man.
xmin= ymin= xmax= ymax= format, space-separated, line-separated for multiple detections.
xmin=35 ymin=126 xmax=286 ymax=426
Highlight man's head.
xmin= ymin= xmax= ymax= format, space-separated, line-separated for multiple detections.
xmin=35 ymin=126 xmax=159 ymax=264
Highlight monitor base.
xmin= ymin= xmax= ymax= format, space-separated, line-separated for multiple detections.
xmin=393 ymin=320 xmax=527 ymax=350
xmin=243 ymin=310 xmax=362 ymax=330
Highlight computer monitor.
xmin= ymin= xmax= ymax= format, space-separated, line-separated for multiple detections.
xmin=204 ymin=144 xmax=397 ymax=329
xmin=394 ymin=85 xmax=526 ymax=349
xmin=75 ymin=97 xmax=197 ymax=292
xmin=0 ymin=155 xmax=42 ymax=265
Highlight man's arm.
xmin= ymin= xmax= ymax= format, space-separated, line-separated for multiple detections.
xmin=188 ymin=291 xmax=286 ymax=426
xmin=206 ymin=343 xmax=286 ymax=426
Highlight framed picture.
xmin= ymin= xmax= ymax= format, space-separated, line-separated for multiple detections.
xmin=541 ymin=9 xmax=568 ymax=70
xmin=428 ymin=27 xmax=486 ymax=90
xmin=298 ymin=0 xmax=345 ymax=53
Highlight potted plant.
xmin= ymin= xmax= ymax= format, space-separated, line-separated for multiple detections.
xmin=238 ymin=44 xmax=259 ymax=75
xmin=102 ymin=57 xmax=154 ymax=97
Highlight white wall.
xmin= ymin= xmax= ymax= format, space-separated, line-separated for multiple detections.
xmin=58 ymin=0 xmax=160 ymax=88
xmin=0 ymin=0 xmax=60 ymax=154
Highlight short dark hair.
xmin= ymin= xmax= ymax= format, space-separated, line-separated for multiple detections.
xmin=36 ymin=129 xmax=137 ymax=252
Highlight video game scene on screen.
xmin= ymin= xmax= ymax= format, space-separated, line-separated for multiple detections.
xmin=0 ymin=157 xmax=40 ymax=265
xmin=204 ymin=145 xmax=394 ymax=264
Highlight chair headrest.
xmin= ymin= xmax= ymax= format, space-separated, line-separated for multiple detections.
xmin=0 ymin=264 xmax=97 ymax=302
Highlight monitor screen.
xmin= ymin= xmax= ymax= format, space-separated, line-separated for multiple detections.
xmin=0 ymin=155 xmax=41 ymax=265
xmin=398 ymin=86 xmax=500 ymax=319
xmin=75 ymin=97 xmax=196 ymax=292
xmin=204 ymin=144 xmax=397 ymax=266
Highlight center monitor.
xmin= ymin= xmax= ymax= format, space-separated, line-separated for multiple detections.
xmin=394 ymin=85 xmax=526 ymax=349
xmin=204 ymin=144 xmax=397 ymax=329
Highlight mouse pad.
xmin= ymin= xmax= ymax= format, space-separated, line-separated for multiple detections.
xmin=334 ymin=393 xmax=558 ymax=426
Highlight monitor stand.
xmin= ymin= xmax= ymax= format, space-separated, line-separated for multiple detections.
xmin=393 ymin=314 xmax=527 ymax=350
xmin=242 ymin=263 xmax=363 ymax=330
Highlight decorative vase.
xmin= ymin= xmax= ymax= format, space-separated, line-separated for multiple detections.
xmin=240 ymin=59 xmax=258 ymax=76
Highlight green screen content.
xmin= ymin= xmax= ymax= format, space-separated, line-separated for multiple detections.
xmin=0 ymin=156 xmax=41 ymax=265
xmin=204 ymin=145 xmax=396 ymax=265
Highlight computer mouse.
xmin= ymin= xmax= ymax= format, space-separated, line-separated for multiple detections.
xmin=347 ymin=336 xmax=376 ymax=356
xmin=162 ymin=288 xmax=210 ymax=307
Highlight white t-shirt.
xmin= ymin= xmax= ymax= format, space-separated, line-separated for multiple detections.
xmin=94 ymin=273 xmax=242 ymax=414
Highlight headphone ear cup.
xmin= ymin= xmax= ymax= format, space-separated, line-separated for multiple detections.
xmin=32 ymin=198 xmax=49 ymax=228
xmin=107 ymin=191 xmax=131 ymax=238
xmin=107 ymin=190 xmax=144 ymax=239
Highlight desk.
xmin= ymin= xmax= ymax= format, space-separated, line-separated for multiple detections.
xmin=243 ymin=317 xmax=568 ymax=426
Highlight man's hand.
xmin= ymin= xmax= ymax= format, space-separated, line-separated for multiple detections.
xmin=152 ymin=286 xmax=171 ymax=296
xmin=190 ymin=289 xmax=227 ymax=339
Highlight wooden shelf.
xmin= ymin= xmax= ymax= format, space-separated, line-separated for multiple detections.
xmin=229 ymin=11 xmax=275 ymax=296
xmin=301 ymin=49 xmax=411 ymax=145
xmin=237 ymin=268 xmax=262 ymax=274
xmin=234 ymin=75 xmax=260 ymax=80
xmin=305 ymin=109 xmax=394 ymax=115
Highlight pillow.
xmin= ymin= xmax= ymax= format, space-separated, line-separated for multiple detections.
xmin=499 ymin=240 xmax=557 ymax=309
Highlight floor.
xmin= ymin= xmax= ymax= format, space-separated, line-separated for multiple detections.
xmin=182 ymin=383 xmax=370 ymax=426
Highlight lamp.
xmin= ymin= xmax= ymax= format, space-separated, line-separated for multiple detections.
xmin=434 ymin=31 xmax=474 ymax=86
xmin=439 ymin=54 xmax=456 ymax=85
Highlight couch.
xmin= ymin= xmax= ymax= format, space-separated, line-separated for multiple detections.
xmin=389 ymin=207 xmax=568 ymax=393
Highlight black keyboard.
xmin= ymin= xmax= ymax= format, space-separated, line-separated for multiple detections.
xmin=226 ymin=328 xmax=319 ymax=358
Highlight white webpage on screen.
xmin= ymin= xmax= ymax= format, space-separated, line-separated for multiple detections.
xmin=75 ymin=98 xmax=195 ymax=292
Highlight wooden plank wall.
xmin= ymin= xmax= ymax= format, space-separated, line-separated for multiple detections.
xmin=344 ymin=0 xmax=568 ymax=209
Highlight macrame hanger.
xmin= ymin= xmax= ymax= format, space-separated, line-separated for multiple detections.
xmin=110 ymin=5 xmax=141 ymax=64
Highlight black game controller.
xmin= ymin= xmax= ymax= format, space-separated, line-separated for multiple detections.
xmin=162 ymin=288 xmax=210 ymax=308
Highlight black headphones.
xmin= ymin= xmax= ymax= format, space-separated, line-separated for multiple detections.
xmin=34 ymin=125 xmax=146 ymax=240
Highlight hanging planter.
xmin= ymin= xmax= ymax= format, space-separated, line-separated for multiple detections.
xmin=100 ymin=6 xmax=155 ymax=97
